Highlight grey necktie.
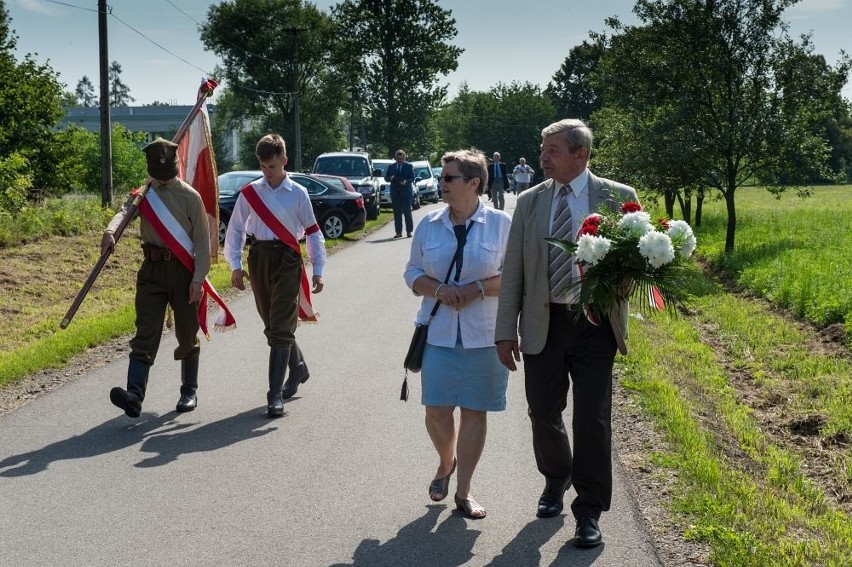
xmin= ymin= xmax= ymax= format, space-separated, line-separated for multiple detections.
xmin=548 ymin=185 xmax=574 ymax=298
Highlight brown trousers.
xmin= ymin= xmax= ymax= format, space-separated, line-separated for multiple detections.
xmin=129 ymin=254 xmax=200 ymax=364
xmin=247 ymin=240 xmax=303 ymax=348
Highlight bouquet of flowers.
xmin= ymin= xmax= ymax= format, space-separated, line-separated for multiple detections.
xmin=546 ymin=201 xmax=697 ymax=321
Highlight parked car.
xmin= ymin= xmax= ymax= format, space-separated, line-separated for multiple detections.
xmin=217 ymin=170 xmax=366 ymax=241
xmin=311 ymin=152 xmax=381 ymax=220
xmin=289 ymin=173 xmax=366 ymax=239
xmin=311 ymin=173 xmax=357 ymax=193
xmin=412 ymin=160 xmax=439 ymax=203
xmin=373 ymin=158 xmax=420 ymax=210
xmin=431 ymin=166 xmax=443 ymax=199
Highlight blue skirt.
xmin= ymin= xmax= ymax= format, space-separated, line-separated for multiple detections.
xmin=420 ymin=338 xmax=509 ymax=411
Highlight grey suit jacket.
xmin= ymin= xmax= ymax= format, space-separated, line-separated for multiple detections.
xmin=495 ymin=173 xmax=638 ymax=356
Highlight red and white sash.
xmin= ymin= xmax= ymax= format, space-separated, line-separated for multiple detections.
xmin=135 ymin=186 xmax=237 ymax=337
xmin=240 ymin=183 xmax=319 ymax=322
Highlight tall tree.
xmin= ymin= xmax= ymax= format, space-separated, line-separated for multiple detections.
xmin=546 ymin=35 xmax=606 ymax=121
xmin=594 ymin=0 xmax=850 ymax=252
xmin=108 ymin=61 xmax=134 ymax=107
xmin=200 ymin=0 xmax=343 ymax=168
xmin=332 ymin=0 xmax=462 ymax=157
xmin=75 ymin=75 xmax=97 ymax=107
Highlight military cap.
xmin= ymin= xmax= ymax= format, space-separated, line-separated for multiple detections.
xmin=143 ymin=137 xmax=179 ymax=180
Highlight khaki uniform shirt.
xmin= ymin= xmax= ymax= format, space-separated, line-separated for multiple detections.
xmin=107 ymin=178 xmax=211 ymax=283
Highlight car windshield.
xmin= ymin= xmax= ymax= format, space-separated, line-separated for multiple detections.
xmin=219 ymin=173 xmax=259 ymax=196
xmin=372 ymin=161 xmax=392 ymax=176
xmin=315 ymin=157 xmax=370 ymax=178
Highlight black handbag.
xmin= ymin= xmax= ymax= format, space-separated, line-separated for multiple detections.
xmin=401 ymin=222 xmax=473 ymax=401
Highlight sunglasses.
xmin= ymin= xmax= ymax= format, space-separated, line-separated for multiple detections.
xmin=438 ymin=174 xmax=470 ymax=183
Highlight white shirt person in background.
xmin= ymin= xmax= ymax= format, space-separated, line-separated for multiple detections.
xmin=512 ymin=157 xmax=535 ymax=195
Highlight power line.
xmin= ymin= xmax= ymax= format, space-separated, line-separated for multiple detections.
xmin=41 ymin=0 xmax=98 ymax=12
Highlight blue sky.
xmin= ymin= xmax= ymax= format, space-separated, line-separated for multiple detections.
xmin=7 ymin=0 xmax=851 ymax=105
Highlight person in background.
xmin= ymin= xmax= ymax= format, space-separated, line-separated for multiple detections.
xmin=486 ymin=152 xmax=510 ymax=210
xmin=385 ymin=149 xmax=416 ymax=238
xmin=103 ymin=138 xmax=210 ymax=418
xmin=512 ymin=157 xmax=535 ymax=195
xmin=495 ymin=119 xmax=639 ymax=548
xmin=223 ymin=133 xmax=326 ymax=417
xmin=404 ymin=148 xmax=512 ymax=519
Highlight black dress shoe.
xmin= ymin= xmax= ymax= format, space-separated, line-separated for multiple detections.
xmin=110 ymin=387 xmax=142 ymax=418
xmin=536 ymin=477 xmax=570 ymax=518
xmin=175 ymin=392 xmax=197 ymax=412
xmin=573 ymin=516 xmax=603 ymax=548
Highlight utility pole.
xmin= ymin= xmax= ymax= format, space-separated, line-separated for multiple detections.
xmin=288 ymin=27 xmax=306 ymax=172
xmin=98 ymin=0 xmax=112 ymax=206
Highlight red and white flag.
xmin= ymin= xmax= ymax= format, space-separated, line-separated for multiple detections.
xmin=177 ymin=78 xmax=220 ymax=260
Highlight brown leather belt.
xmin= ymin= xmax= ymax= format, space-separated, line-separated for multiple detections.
xmin=141 ymin=244 xmax=174 ymax=261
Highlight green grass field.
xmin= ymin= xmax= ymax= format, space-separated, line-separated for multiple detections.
xmin=694 ymin=185 xmax=852 ymax=336
xmin=623 ymin=184 xmax=852 ymax=565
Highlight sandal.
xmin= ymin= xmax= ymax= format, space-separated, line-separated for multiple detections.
xmin=428 ymin=458 xmax=456 ymax=502
xmin=454 ymin=493 xmax=486 ymax=519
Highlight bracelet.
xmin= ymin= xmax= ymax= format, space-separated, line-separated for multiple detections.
xmin=475 ymin=280 xmax=485 ymax=300
xmin=435 ymin=284 xmax=446 ymax=300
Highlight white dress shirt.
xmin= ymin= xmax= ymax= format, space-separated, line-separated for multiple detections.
xmin=404 ymin=202 xmax=512 ymax=349
xmin=223 ymin=175 xmax=327 ymax=277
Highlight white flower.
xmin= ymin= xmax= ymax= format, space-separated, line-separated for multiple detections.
xmin=638 ymin=231 xmax=675 ymax=268
xmin=617 ymin=211 xmax=654 ymax=237
xmin=666 ymin=220 xmax=697 ymax=257
xmin=575 ymin=234 xmax=612 ymax=266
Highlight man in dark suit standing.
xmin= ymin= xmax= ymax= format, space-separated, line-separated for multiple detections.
xmin=495 ymin=119 xmax=638 ymax=548
xmin=487 ymin=152 xmax=510 ymax=210
xmin=385 ymin=149 xmax=415 ymax=237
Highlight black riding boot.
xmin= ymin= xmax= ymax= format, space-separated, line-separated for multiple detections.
xmin=267 ymin=346 xmax=290 ymax=417
xmin=110 ymin=358 xmax=150 ymax=418
xmin=176 ymin=355 xmax=199 ymax=412
xmin=281 ymin=342 xmax=310 ymax=400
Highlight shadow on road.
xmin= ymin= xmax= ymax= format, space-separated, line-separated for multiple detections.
xmin=330 ymin=504 xmax=480 ymax=567
xmin=135 ymin=407 xmax=280 ymax=467
xmin=0 ymin=412 xmax=190 ymax=477
xmin=0 ymin=407 xmax=280 ymax=475
xmin=484 ymin=517 xmax=567 ymax=566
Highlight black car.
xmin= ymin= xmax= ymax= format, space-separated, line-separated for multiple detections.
xmin=217 ymin=170 xmax=366 ymax=241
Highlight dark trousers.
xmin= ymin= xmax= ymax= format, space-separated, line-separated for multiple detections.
xmin=523 ymin=305 xmax=618 ymax=520
xmin=390 ymin=187 xmax=413 ymax=235
xmin=130 ymin=256 xmax=200 ymax=364
xmin=247 ymin=241 xmax=303 ymax=348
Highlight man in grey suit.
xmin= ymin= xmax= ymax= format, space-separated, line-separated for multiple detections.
xmin=495 ymin=118 xmax=638 ymax=548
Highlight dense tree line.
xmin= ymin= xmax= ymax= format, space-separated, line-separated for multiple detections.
xmin=2 ymin=0 xmax=849 ymax=252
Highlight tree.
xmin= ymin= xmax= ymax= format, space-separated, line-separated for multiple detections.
xmin=108 ymin=61 xmax=134 ymax=107
xmin=593 ymin=0 xmax=850 ymax=252
xmin=0 ymin=0 xmax=65 ymax=202
xmin=435 ymin=82 xmax=554 ymax=171
xmin=75 ymin=75 xmax=97 ymax=107
xmin=546 ymin=35 xmax=606 ymax=121
xmin=200 ymin=0 xmax=344 ymax=169
xmin=332 ymin=0 xmax=462 ymax=157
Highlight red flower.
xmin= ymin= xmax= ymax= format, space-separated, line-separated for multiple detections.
xmin=622 ymin=202 xmax=642 ymax=213
xmin=578 ymin=213 xmax=603 ymax=236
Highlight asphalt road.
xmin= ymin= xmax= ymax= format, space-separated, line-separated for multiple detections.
xmin=0 ymin=193 xmax=662 ymax=567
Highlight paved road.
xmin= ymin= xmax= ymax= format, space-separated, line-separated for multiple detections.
xmin=0 ymin=194 xmax=661 ymax=566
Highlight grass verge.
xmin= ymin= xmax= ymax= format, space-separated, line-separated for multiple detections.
xmin=621 ymin=273 xmax=851 ymax=565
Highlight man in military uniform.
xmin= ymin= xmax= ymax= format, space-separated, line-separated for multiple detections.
xmin=103 ymin=137 xmax=211 ymax=418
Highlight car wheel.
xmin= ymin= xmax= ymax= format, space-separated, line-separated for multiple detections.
xmin=412 ymin=195 xmax=421 ymax=211
xmin=218 ymin=213 xmax=230 ymax=244
xmin=321 ymin=212 xmax=346 ymax=239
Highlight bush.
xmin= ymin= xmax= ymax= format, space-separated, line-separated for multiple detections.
xmin=0 ymin=152 xmax=32 ymax=214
